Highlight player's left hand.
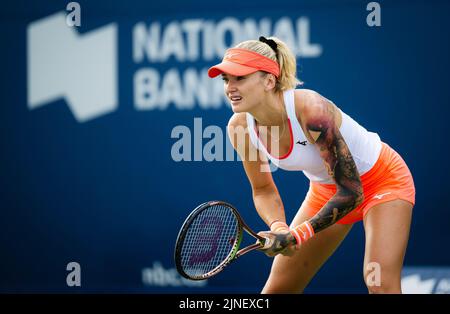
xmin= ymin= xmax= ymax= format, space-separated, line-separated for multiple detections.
xmin=257 ymin=230 xmax=296 ymax=257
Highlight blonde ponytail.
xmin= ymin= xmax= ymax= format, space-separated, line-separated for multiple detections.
xmin=235 ymin=36 xmax=302 ymax=92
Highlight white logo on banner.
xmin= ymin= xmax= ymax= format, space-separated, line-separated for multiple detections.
xmin=27 ymin=12 xmax=118 ymax=122
xmin=401 ymin=267 xmax=450 ymax=294
xmin=401 ymin=274 xmax=436 ymax=294
xmin=27 ymin=13 xmax=322 ymax=122
xmin=142 ymin=261 xmax=207 ymax=287
xmin=133 ymin=17 xmax=323 ymax=111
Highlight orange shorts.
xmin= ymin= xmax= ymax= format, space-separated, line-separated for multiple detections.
xmin=301 ymin=142 xmax=416 ymax=225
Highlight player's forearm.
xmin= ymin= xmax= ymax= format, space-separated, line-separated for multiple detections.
xmin=252 ymin=187 xmax=286 ymax=227
xmin=309 ymin=187 xmax=363 ymax=233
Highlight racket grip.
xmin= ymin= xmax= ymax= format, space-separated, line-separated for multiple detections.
xmin=260 ymin=236 xmax=274 ymax=250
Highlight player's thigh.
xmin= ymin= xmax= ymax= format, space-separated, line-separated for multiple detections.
xmin=363 ymin=199 xmax=413 ymax=292
xmin=262 ymin=208 xmax=353 ymax=293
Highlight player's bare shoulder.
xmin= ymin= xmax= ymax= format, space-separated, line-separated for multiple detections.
xmin=293 ymin=89 xmax=327 ymax=118
xmin=227 ymin=112 xmax=248 ymax=130
xmin=293 ymin=89 xmax=342 ymax=138
xmin=292 ymin=89 xmax=323 ymax=143
xmin=227 ymin=113 xmax=249 ymax=153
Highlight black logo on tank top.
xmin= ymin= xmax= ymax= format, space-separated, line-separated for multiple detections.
xmin=296 ymin=140 xmax=307 ymax=146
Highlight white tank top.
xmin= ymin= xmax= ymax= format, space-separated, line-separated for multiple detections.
xmin=246 ymin=89 xmax=382 ymax=184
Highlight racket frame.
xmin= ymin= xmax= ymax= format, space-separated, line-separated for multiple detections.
xmin=174 ymin=201 xmax=266 ymax=280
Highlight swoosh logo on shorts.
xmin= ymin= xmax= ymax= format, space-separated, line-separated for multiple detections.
xmin=373 ymin=192 xmax=392 ymax=200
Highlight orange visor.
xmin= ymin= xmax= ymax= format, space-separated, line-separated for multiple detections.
xmin=207 ymin=48 xmax=280 ymax=78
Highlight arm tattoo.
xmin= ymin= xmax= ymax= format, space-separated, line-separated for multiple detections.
xmin=306 ymin=104 xmax=364 ymax=233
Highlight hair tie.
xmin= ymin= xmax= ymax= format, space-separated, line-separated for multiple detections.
xmin=259 ymin=36 xmax=278 ymax=54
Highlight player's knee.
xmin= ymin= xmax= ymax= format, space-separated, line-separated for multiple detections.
xmin=262 ymin=281 xmax=304 ymax=294
xmin=262 ymin=270 xmax=305 ymax=294
xmin=366 ymin=281 xmax=401 ymax=294
xmin=364 ymin=268 xmax=401 ymax=294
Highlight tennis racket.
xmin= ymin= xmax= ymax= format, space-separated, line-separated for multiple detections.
xmin=174 ymin=200 xmax=274 ymax=280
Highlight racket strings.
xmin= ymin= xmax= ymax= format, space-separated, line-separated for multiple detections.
xmin=180 ymin=204 xmax=239 ymax=278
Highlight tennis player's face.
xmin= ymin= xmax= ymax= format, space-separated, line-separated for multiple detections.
xmin=222 ymin=72 xmax=267 ymax=113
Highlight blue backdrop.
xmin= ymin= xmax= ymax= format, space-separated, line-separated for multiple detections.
xmin=0 ymin=0 xmax=449 ymax=293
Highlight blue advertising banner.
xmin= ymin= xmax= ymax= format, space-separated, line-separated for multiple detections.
xmin=0 ymin=0 xmax=449 ymax=293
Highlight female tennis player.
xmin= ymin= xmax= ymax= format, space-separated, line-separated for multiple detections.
xmin=207 ymin=36 xmax=415 ymax=294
